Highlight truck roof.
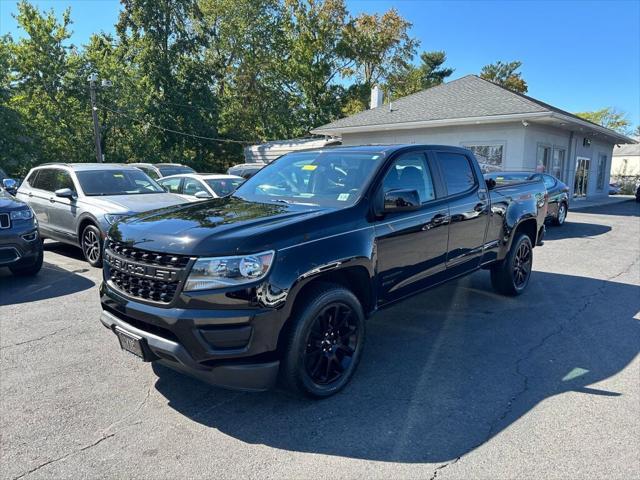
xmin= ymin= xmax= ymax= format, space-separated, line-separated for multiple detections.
xmin=298 ymin=144 xmax=472 ymax=155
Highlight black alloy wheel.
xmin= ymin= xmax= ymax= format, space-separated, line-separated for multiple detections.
xmin=490 ymin=233 xmax=533 ymax=296
xmin=280 ymin=283 xmax=365 ymax=398
xmin=304 ymin=303 xmax=359 ymax=385
xmin=512 ymin=240 xmax=532 ymax=289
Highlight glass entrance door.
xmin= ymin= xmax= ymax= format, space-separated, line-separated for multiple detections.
xmin=574 ymin=158 xmax=590 ymax=198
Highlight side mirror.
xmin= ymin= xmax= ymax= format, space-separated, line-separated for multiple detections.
xmin=55 ymin=188 xmax=76 ymax=199
xmin=194 ymin=190 xmax=212 ymax=199
xmin=486 ymin=178 xmax=497 ymax=190
xmin=2 ymin=178 xmax=17 ymax=195
xmin=383 ymin=189 xmax=421 ymax=213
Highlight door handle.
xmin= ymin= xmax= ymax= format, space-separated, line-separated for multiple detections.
xmin=474 ymin=203 xmax=486 ymax=213
xmin=423 ymin=213 xmax=448 ymax=230
xmin=48 ymin=197 xmax=56 ymax=203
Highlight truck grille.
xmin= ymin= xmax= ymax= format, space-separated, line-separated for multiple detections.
xmin=104 ymin=240 xmax=192 ymax=304
xmin=0 ymin=213 xmax=9 ymax=229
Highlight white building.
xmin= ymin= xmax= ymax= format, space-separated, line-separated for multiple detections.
xmin=611 ymin=143 xmax=640 ymax=179
xmin=312 ymin=75 xmax=636 ymax=201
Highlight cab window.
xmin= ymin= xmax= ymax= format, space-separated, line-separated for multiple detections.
xmin=382 ymin=152 xmax=435 ymax=203
xmin=437 ymin=152 xmax=476 ymax=195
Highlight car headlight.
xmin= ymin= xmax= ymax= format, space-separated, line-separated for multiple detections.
xmin=10 ymin=208 xmax=33 ymax=220
xmin=104 ymin=213 xmax=131 ymax=225
xmin=184 ymin=250 xmax=275 ymax=291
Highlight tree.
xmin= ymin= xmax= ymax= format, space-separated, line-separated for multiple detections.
xmin=575 ymin=107 xmax=631 ymax=135
xmin=480 ymin=60 xmax=528 ymax=93
xmin=279 ymin=0 xmax=352 ymax=132
xmin=341 ymin=8 xmax=417 ymax=112
xmin=1 ymin=1 xmax=93 ymax=174
xmin=386 ymin=50 xmax=454 ymax=98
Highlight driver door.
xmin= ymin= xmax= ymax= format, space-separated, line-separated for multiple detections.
xmin=373 ymin=151 xmax=450 ymax=306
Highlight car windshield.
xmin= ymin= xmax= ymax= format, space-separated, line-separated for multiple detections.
xmin=205 ymin=178 xmax=244 ymax=197
xmin=158 ymin=165 xmax=195 ymax=176
xmin=76 ymin=169 xmax=165 ymax=196
xmin=233 ymin=150 xmax=384 ymax=207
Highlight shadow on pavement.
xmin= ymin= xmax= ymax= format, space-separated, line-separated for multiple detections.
xmin=544 ymin=221 xmax=611 ymax=240
xmin=43 ymin=241 xmax=86 ymax=262
xmin=0 ymin=262 xmax=95 ymax=305
xmin=153 ymin=271 xmax=640 ymax=463
xmin=572 ymin=199 xmax=639 ymax=217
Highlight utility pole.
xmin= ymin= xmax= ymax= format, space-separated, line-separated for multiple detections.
xmin=87 ymin=73 xmax=103 ymax=163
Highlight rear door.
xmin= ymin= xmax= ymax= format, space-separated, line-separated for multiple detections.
xmin=374 ymin=150 xmax=450 ymax=305
xmin=434 ymin=150 xmax=489 ymax=271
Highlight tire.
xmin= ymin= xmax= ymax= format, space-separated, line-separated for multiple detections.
xmin=10 ymin=243 xmax=44 ymax=276
xmin=490 ymin=233 xmax=533 ymax=296
xmin=279 ymin=282 xmax=366 ymax=398
xmin=81 ymin=224 xmax=103 ymax=267
xmin=552 ymin=202 xmax=567 ymax=226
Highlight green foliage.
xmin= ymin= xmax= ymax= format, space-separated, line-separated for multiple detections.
xmin=575 ymin=107 xmax=631 ymax=135
xmin=1 ymin=0 xmax=444 ymax=175
xmin=386 ymin=50 xmax=454 ymax=99
xmin=480 ymin=60 xmax=528 ymax=93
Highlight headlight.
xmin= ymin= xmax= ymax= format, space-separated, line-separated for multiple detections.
xmin=104 ymin=213 xmax=130 ymax=225
xmin=184 ymin=250 xmax=275 ymax=291
xmin=10 ymin=208 xmax=33 ymax=220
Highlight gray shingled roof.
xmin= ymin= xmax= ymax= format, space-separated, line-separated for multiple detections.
xmin=312 ymin=75 xmax=630 ymax=140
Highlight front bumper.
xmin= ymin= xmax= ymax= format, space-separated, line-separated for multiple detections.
xmin=100 ymin=282 xmax=284 ymax=391
xmin=0 ymin=225 xmax=40 ymax=266
xmin=100 ymin=310 xmax=279 ymax=391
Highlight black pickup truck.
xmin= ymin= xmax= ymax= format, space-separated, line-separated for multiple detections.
xmin=99 ymin=145 xmax=547 ymax=397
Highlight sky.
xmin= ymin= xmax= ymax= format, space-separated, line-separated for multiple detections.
xmin=1 ymin=0 xmax=639 ymax=127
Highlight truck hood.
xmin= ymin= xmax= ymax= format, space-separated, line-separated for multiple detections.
xmin=109 ymin=196 xmax=335 ymax=256
xmin=82 ymin=193 xmax=185 ymax=214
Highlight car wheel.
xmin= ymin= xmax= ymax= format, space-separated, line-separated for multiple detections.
xmin=9 ymin=243 xmax=44 ymax=276
xmin=279 ymin=282 xmax=365 ymax=398
xmin=490 ymin=233 xmax=533 ymax=296
xmin=553 ymin=202 xmax=567 ymax=226
xmin=81 ymin=224 xmax=103 ymax=267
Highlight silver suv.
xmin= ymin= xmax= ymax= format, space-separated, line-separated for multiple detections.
xmin=16 ymin=163 xmax=187 ymax=266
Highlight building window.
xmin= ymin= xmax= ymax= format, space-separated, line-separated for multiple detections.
xmin=551 ymin=148 xmax=566 ymax=180
xmin=463 ymin=143 xmax=504 ymax=173
xmin=597 ymin=154 xmax=606 ymax=191
xmin=536 ymin=145 xmax=551 ymax=173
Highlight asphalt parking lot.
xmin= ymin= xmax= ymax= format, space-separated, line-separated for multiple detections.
xmin=1 ymin=200 xmax=639 ymax=479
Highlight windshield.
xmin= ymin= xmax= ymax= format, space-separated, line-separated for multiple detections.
xmin=158 ymin=165 xmax=196 ymax=176
xmin=233 ymin=150 xmax=384 ymax=207
xmin=205 ymin=178 xmax=244 ymax=197
xmin=76 ymin=169 xmax=165 ymax=196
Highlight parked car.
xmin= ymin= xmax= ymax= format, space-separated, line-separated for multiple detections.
xmin=608 ymin=183 xmax=622 ymax=195
xmin=636 ymin=184 xmax=640 ymax=202
xmin=0 ymin=188 xmax=43 ymax=276
xmin=99 ymin=145 xmax=547 ymax=398
xmin=16 ymin=163 xmax=187 ymax=267
xmin=129 ymin=163 xmax=196 ymax=180
xmin=227 ymin=163 xmax=265 ymax=179
xmin=157 ymin=174 xmax=244 ymax=202
xmin=0 ymin=167 xmax=19 ymax=196
xmin=485 ymin=171 xmax=569 ymax=226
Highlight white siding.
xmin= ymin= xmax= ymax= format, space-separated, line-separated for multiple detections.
xmin=341 ymin=123 xmax=526 ymax=170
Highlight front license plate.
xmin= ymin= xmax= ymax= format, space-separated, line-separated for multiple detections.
xmin=115 ymin=327 xmax=145 ymax=360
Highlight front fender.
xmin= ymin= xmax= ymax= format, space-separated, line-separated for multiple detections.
xmin=260 ymin=226 xmax=376 ymax=318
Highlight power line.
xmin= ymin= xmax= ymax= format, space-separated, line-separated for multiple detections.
xmin=99 ymin=104 xmax=255 ymax=145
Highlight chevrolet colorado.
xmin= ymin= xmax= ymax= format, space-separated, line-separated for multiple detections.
xmin=99 ymin=145 xmax=547 ymax=397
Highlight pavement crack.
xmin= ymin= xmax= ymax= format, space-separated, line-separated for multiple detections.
xmin=0 ymin=327 xmax=71 ymax=350
xmin=12 ymin=433 xmax=116 ymax=480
